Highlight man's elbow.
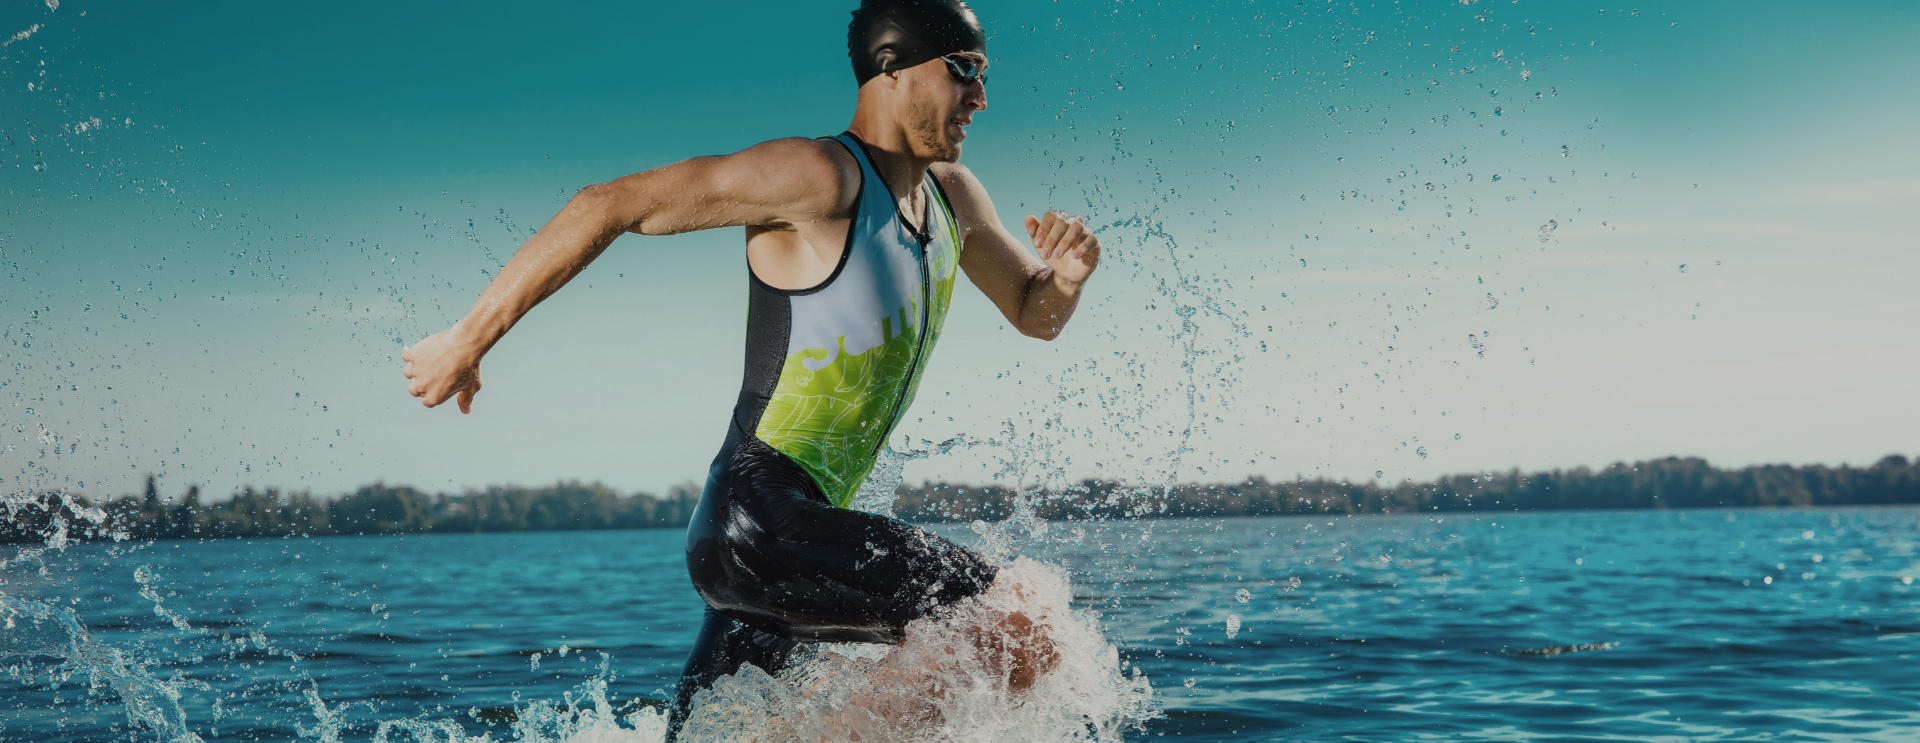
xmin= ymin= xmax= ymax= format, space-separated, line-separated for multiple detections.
xmin=570 ymin=181 xmax=650 ymax=235
xmin=566 ymin=182 xmax=618 ymax=223
xmin=571 ymin=181 xmax=617 ymax=208
xmin=1019 ymin=321 xmax=1063 ymax=341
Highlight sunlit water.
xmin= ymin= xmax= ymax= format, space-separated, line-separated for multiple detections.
xmin=6 ymin=506 xmax=1919 ymax=741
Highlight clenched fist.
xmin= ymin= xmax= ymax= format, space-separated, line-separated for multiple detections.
xmin=1023 ymin=210 xmax=1100 ymax=285
xmin=401 ymin=324 xmax=484 ymax=414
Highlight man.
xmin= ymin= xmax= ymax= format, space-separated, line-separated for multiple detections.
xmin=401 ymin=0 xmax=1098 ymax=736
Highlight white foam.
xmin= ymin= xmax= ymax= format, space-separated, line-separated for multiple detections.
xmin=678 ymin=558 xmax=1156 ymax=743
xmin=236 ymin=558 xmax=1152 ymax=743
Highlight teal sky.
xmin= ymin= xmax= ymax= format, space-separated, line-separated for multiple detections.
xmin=5 ymin=0 xmax=1918 ymax=501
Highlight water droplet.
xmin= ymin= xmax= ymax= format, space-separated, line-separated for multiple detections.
xmin=1453 ymin=433 xmax=1462 ymax=440
xmin=1678 ymin=264 xmax=1689 ymax=273
xmin=1234 ymin=588 xmax=1250 ymax=603
xmin=1536 ymin=219 xmax=1559 ymax=243
xmin=1416 ymin=446 xmax=1429 ymax=459
xmin=1374 ymin=470 xmax=1385 ymax=479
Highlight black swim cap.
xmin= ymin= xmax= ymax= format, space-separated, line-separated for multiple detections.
xmin=848 ymin=0 xmax=986 ymax=87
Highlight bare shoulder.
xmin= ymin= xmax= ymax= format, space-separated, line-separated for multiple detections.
xmin=749 ymin=137 xmax=860 ymax=200
xmin=709 ymin=137 xmax=861 ymax=225
xmin=930 ymin=161 xmax=994 ymax=224
xmin=930 ymin=161 xmax=984 ymax=196
xmin=744 ymin=137 xmax=857 ymax=179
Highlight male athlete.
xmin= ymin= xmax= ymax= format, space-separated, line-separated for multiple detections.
xmin=401 ymin=0 xmax=1097 ymax=736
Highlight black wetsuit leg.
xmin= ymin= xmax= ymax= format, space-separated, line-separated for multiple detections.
xmin=664 ymin=608 xmax=798 ymax=737
xmin=664 ymin=426 xmax=998 ymax=740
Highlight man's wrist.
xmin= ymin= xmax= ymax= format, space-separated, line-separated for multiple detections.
xmin=1051 ymin=270 xmax=1085 ymax=291
xmin=453 ymin=307 xmax=507 ymax=354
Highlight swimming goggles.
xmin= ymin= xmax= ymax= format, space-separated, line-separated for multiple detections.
xmin=941 ymin=54 xmax=987 ymax=86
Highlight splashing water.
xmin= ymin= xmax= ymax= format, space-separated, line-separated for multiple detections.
xmin=0 ymin=596 xmax=206 ymax=743
xmin=850 ymin=434 xmax=998 ymax=518
xmin=835 ymin=437 xmax=1160 ymax=742
xmin=1535 ymin=218 xmax=1559 ymax=243
xmin=2 ymin=491 xmax=206 ymax=743
xmin=679 ymin=559 xmax=1154 ymax=743
xmin=5 ymin=428 xmax=1154 ymax=743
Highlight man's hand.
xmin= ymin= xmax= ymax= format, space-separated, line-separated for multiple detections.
xmin=402 ymin=324 xmax=484 ymax=414
xmin=1023 ymin=211 xmax=1100 ymax=285
xmin=936 ymin=159 xmax=1099 ymax=340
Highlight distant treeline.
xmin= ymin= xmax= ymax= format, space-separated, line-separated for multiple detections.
xmin=3 ymin=454 xmax=1917 ymax=544
xmin=0 ymin=481 xmax=701 ymax=543
xmin=893 ymin=454 xmax=1920 ymax=521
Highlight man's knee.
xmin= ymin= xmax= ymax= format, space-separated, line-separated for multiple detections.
xmin=969 ymin=607 xmax=1059 ymax=692
xmin=1004 ymin=610 xmax=1060 ymax=691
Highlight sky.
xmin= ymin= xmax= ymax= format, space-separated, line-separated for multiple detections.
xmin=4 ymin=0 xmax=1918 ymax=502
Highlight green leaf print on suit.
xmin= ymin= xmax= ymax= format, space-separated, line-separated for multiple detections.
xmin=757 ymin=305 xmax=925 ymax=508
xmin=740 ymin=132 xmax=963 ymax=510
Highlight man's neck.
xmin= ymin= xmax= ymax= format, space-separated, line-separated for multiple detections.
xmin=844 ymin=122 xmax=933 ymax=218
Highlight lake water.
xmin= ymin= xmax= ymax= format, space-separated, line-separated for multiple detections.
xmin=4 ymin=506 xmax=1919 ymax=741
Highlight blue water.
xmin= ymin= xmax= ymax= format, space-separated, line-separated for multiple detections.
xmin=5 ymin=506 xmax=1920 ymax=741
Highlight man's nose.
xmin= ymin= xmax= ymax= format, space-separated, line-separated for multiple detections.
xmin=965 ymin=83 xmax=987 ymax=111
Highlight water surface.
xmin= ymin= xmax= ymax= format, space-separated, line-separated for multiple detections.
xmin=5 ymin=506 xmax=1918 ymax=741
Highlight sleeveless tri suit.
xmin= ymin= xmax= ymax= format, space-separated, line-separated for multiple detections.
xmin=666 ymin=133 xmax=998 ymax=734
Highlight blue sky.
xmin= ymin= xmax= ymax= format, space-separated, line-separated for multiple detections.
xmin=4 ymin=0 xmax=1917 ymax=501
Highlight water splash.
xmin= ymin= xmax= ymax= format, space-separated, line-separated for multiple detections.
xmin=6 ymin=423 xmax=1152 ymax=743
xmin=3 ymin=23 xmax=41 ymax=47
xmin=291 ymin=668 xmax=667 ymax=743
xmin=851 ymin=433 xmax=998 ymax=518
xmin=2 ymin=492 xmax=206 ymax=742
xmin=679 ymin=559 xmax=1155 ymax=743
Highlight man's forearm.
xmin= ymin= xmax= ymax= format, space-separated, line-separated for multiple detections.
xmin=458 ymin=189 xmax=626 ymax=352
xmin=1015 ymin=269 xmax=1084 ymax=341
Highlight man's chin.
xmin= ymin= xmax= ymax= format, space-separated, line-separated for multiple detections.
xmin=913 ymin=129 xmax=963 ymax=162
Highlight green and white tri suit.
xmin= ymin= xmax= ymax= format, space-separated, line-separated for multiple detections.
xmin=731 ymin=131 xmax=963 ymax=507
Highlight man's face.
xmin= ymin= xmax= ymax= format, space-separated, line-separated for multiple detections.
xmin=903 ymin=52 xmax=989 ymax=162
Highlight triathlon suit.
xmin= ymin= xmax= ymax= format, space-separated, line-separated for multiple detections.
xmin=665 ymin=132 xmax=998 ymax=736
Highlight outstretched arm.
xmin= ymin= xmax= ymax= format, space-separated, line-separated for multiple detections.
xmin=403 ymin=138 xmax=856 ymax=412
xmin=933 ymin=163 xmax=1101 ymax=341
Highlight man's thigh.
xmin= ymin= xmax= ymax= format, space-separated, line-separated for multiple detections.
xmin=695 ymin=438 xmax=998 ymax=643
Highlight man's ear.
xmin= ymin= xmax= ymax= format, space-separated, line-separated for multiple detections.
xmin=874 ymin=47 xmax=899 ymax=75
